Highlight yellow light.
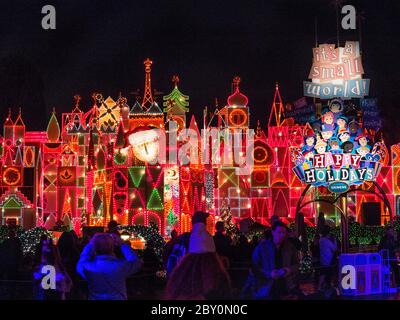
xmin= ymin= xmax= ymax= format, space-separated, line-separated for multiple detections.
xmin=121 ymin=231 xmax=130 ymax=241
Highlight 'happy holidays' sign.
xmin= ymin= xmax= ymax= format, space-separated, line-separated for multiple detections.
xmin=290 ymin=98 xmax=385 ymax=193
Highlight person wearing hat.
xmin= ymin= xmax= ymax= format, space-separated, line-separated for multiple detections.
xmin=355 ymin=133 xmax=370 ymax=158
xmin=314 ymin=137 xmax=327 ymax=155
xmin=338 ymin=128 xmax=351 ymax=144
xmin=321 ymin=124 xmax=334 ymax=142
xmin=189 ymin=211 xmax=216 ymax=254
xmin=301 ymin=125 xmax=316 ymax=153
xmin=166 ymin=211 xmax=232 ymax=299
xmin=165 ymin=211 xmax=209 ymax=276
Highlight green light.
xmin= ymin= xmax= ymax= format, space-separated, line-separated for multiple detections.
xmin=147 ymin=188 xmax=163 ymax=210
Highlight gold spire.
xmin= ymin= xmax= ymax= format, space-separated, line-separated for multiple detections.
xmin=142 ymin=58 xmax=154 ymax=110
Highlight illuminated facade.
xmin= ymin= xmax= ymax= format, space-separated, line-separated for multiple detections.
xmin=0 ymin=58 xmax=396 ymax=235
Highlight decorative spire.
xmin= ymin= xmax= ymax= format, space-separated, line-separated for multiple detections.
xmin=142 ymin=58 xmax=154 ymax=111
xmin=72 ymin=94 xmax=82 ymax=113
xmin=268 ymin=82 xmax=285 ymax=127
xmin=14 ymin=147 xmax=23 ymax=166
xmin=115 ymin=120 xmax=126 ymax=149
xmin=96 ymin=146 xmax=105 ymax=170
xmin=256 ymin=120 xmax=262 ymax=137
xmin=233 ymin=76 xmax=241 ymax=91
xmin=162 ymin=75 xmax=189 ymax=115
xmin=14 ymin=107 xmax=25 ymax=127
xmin=172 ymin=75 xmax=179 ymax=88
xmin=4 ymin=109 xmax=13 ymax=126
xmin=227 ymin=76 xmax=248 ymax=107
xmin=46 ymin=109 xmax=60 ymax=142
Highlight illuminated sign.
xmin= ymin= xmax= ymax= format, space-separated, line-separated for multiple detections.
xmin=291 ymin=103 xmax=384 ymax=192
xmin=292 ymin=151 xmax=380 ymax=192
xmin=303 ymin=41 xmax=370 ymax=99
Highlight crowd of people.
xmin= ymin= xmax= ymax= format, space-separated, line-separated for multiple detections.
xmin=0 ymin=211 xmax=398 ymax=300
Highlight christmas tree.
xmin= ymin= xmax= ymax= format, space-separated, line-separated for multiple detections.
xmin=167 ymin=209 xmax=178 ymax=226
xmin=162 ymin=76 xmax=189 ymax=115
xmin=220 ymin=199 xmax=240 ymax=240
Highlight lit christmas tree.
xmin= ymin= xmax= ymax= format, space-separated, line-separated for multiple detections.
xmin=220 ymin=198 xmax=239 ymax=239
xmin=167 ymin=209 xmax=178 ymax=226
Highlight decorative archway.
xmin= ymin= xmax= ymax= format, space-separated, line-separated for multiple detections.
xmin=297 ymin=198 xmax=348 ymax=253
xmin=295 ymin=181 xmax=393 ymax=253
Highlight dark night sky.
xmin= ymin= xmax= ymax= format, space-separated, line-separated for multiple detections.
xmin=0 ymin=0 xmax=399 ymax=144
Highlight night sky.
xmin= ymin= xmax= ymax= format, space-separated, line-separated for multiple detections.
xmin=0 ymin=0 xmax=399 ymax=145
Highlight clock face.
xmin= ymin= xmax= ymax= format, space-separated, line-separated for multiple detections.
xmin=128 ymin=129 xmax=160 ymax=163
